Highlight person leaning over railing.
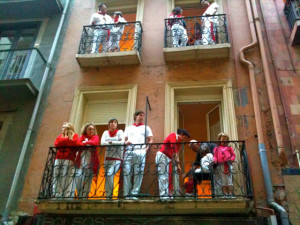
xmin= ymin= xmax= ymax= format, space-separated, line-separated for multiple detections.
xmin=109 ymin=11 xmax=127 ymax=52
xmin=53 ymin=122 xmax=79 ymax=198
xmin=155 ymin=129 xmax=190 ymax=199
xmin=90 ymin=3 xmax=113 ymax=53
xmin=74 ymin=123 xmax=99 ymax=198
xmin=200 ymin=0 xmax=219 ymax=45
xmin=168 ymin=7 xmax=188 ymax=48
xmin=212 ymin=132 xmax=236 ymax=198
xmin=101 ymin=118 xmax=125 ymax=198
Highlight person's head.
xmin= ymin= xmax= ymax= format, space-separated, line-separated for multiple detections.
xmin=81 ymin=123 xmax=97 ymax=136
xmin=189 ymin=140 xmax=200 ymax=152
xmin=172 ymin=7 xmax=183 ymax=15
xmin=134 ymin=110 xmax=145 ymax=123
xmin=177 ymin=129 xmax=190 ymax=142
xmin=62 ymin=122 xmax=75 ymax=139
xmin=217 ymin=132 xmax=229 ymax=146
xmin=98 ymin=3 xmax=107 ymax=13
xmin=200 ymin=0 xmax=210 ymax=6
xmin=108 ymin=118 xmax=118 ymax=130
xmin=200 ymin=143 xmax=210 ymax=156
xmin=114 ymin=11 xmax=123 ymax=19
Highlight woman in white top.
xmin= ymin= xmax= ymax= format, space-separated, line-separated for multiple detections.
xmin=109 ymin=11 xmax=127 ymax=52
xmin=101 ymin=118 xmax=124 ymax=198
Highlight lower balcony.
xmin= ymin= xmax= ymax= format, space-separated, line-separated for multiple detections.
xmin=163 ymin=14 xmax=230 ymax=62
xmin=76 ymin=22 xmax=142 ymax=67
xmin=36 ymin=141 xmax=253 ymax=215
xmin=284 ymin=0 xmax=300 ymax=45
xmin=0 ymin=48 xmax=46 ymax=103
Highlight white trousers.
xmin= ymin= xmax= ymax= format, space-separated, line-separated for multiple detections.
xmin=109 ymin=26 xmax=124 ymax=52
xmin=104 ymin=159 xmax=122 ymax=197
xmin=91 ymin=29 xmax=109 ymax=53
xmin=202 ymin=18 xmax=216 ymax=45
xmin=74 ymin=150 xmax=94 ymax=197
xmin=52 ymin=159 xmax=75 ymax=198
xmin=171 ymin=24 xmax=188 ymax=48
xmin=155 ymin=151 xmax=171 ymax=197
xmin=123 ymin=147 xmax=146 ymax=197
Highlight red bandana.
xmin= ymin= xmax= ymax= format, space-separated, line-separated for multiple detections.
xmin=109 ymin=129 xmax=118 ymax=137
xmin=133 ymin=123 xmax=144 ymax=127
xmin=114 ymin=15 xmax=119 ymax=22
xmin=98 ymin=12 xmax=106 ymax=15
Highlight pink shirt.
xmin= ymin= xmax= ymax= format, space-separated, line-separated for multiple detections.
xmin=213 ymin=145 xmax=235 ymax=163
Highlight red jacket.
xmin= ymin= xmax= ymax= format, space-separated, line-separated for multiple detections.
xmin=185 ymin=179 xmax=194 ymax=194
xmin=213 ymin=145 xmax=236 ymax=164
xmin=75 ymin=135 xmax=100 ymax=174
xmin=54 ymin=133 xmax=79 ymax=161
xmin=159 ymin=133 xmax=182 ymax=159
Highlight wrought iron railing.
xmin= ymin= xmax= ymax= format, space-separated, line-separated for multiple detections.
xmin=284 ymin=0 xmax=300 ymax=30
xmin=77 ymin=21 xmax=143 ymax=54
xmin=38 ymin=141 xmax=252 ymax=200
xmin=164 ymin=14 xmax=229 ymax=48
xmin=0 ymin=48 xmax=46 ymax=84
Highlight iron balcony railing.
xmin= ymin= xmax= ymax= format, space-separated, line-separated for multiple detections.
xmin=0 ymin=48 xmax=46 ymax=85
xmin=164 ymin=14 xmax=229 ymax=48
xmin=78 ymin=21 xmax=143 ymax=54
xmin=284 ymin=0 xmax=300 ymax=30
xmin=38 ymin=141 xmax=253 ymax=200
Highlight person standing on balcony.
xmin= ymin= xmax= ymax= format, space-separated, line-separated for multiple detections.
xmin=109 ymin=11 xmax=127 ymax=52
xmin=156 ymin=129 xmax=190 ymax=199
xmin=123 ymin=110 xmax=153 ymax=199
xmin=90 ymin=3 xmax=113 ymax=53
xmin=168 ymin=7 xmax=188 ymax=48
xmin=75 ymin=123 xmax=99 ymax=198
xmin=201 ymin=0 xmax=219 ymax=45
xmin=53 ymin=122 xmax=79 ymax=198
xmin=101 ymin=118 xmax=125 ymax=198
xmin=212 ymin=132 xmax=236 ymax=198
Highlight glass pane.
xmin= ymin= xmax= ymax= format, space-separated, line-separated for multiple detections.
xmin=16 ymin=29 xmax=36 ymax=49
xmin=0 ymin=31 xmax=16 ymax=50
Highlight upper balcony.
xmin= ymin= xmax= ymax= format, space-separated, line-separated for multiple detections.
xmin=0 ymin=48 xmax=46 ymax=103
xmin=76 ymin=22 xmax=142 ymax=67
xmin=0 ymin=0 xmax=64 ymax=19
xmin=163 ymin=14 xmax=230 ymax=62
xmin=284 ymin=0 xmax=300 ymax=45
xmin=36 ymin=141 xmax=253 ymax=215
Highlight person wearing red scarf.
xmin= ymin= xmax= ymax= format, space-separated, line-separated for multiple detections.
xmin=201 ymin=0 xmax=219 ymax=45
xmin=53 ymin=122 xmax=79 ymax=198
xmin=109 ymin=11 xmax=127 ymax=52
xmin=101 ymin=118 xmax=124 ymax=198
xmin=90 ymin=3 xmax=113 ymax=53
xmin=74 ymin=123 xmax=99 ymax=197
xmin=123 ymin=110 xmax=153 ymax=199
xmin=212 ymin=132 xmax=236 ymax=198
xmin=168 ymin=7 xmax=188 ymax=48
xmin=156 ymin=129 xmax=190 ymax=199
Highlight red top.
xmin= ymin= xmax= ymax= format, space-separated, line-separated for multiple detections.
xmin=76 ymin=135 xmax=100 ymax=174
xmin=54 ymin=133 xmax=79 ymax=161
xmin=159 ymin=133 xmax=182 ymax=159
xmin=185 ymin=179 xmax=194 ymax=194
xmin=213 ymin=145 xmax=236 ymax=164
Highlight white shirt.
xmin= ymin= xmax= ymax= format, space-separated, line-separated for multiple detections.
xmin=111 ymin=16 xmax=127 ymax=34
xmin=124 ymin=125 xmax=153 ymax=146
xmin=101 ymin=130 xmax=124 ymax=159
xmin=195 ymin=153 xmax=213 ymax=173
xmin=90 ymin=13 xmax=113 ymax=25
xmin=203 ymin=3 xmax=219 ymax=16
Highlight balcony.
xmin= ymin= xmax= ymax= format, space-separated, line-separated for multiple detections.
xmin=36 ymin=141 xmax=253 ymax=215
xmin=76 ymin=22 xmax=142 ymax=67
xmin=284 ymin=0 xmax=300 ymax=45
xmin=0 ymin=0 xmax=63 ymax=19
xmin=0 ymin=48 xmax=46 ymax=103
xmin=163 ymin=14 xmax=230 ymax=62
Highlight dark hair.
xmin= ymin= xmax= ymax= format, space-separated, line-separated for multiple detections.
xmin=98 ymin=3 xmax=106 ymax=10
xmin=134 ymin=110 xmax=145 ymax=121
xmin=172 ymin=7 xmax=182 ymax=15
xmin=177 ymin=129 xmax=191 ymax=138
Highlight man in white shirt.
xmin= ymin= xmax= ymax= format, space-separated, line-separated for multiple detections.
xmin=90 ymin=3 xmax=113 ymax=53
xmin=123 ymin=110 xmax=153 ymax=199
xmin=201 ymin=0 xmax=219 ymax=45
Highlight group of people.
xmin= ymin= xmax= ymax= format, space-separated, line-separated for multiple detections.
xmin=168 ymin=0 xmax=219 ymax=47
xmin=90 ymin=4 xmax=127 ymax=53
xmin=52 ymin=110 xmax=236 ymax=200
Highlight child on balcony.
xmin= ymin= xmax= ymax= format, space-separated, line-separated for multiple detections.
xmin=168 ymin=7 xmax=188 ymax=48
xmin=109 ymin=11 xmax=127 ymax=52
xmin=184 ymin=170 xmax=195 ymax=197
xmin=53 ymin=122 xmax=79 ymax=198
xmin=212 ymin=132 xmax=236 ymax=198
xmin=75 ymin=123 xmax=99 ymax=198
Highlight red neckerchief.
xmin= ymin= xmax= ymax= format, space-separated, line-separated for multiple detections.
xmin=98 ymin=12 xmax=106 ymax=15
xmin=133 ymin=123 xmax=144 ymax=127
xmin=109 ymin=129 xmax=118 ymax=137
xmin=114 ymin=15 xmax=119 ymax=22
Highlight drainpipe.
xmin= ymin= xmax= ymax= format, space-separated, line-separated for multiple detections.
xmin=2 ymin=0 xmax=71 ymax=224
xmin=239 ymin=0 xmax=289 ymax=224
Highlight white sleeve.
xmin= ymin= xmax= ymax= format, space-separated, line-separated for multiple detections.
xmin=146 ymin=126 xmax=153 ymax=137
xmin=119 ymin=17 xmax=127 ymax=23
xmin=111 ymin=130 xmax=125 ymax=145
xmin=101 ymin=131 xmax=109 ymax=145
xmin=90 ymin=14 xmax=96 ymax=25
xmin=124 ymin=126 xmax=129 ymax=138
xmin=106 ymin=15 xmax=114 ymax=24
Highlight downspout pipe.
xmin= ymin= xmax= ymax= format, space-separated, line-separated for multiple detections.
xmin=2 ymin=0 xmax=71 ymax=224
xmin=239 ymin=0 xmax=289 ymax=224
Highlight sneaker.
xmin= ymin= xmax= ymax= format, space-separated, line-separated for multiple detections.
xmin=125 ymin=196 xmax=138 ymax=200
xmin=229 ymin=195 xmax=236 ymax=199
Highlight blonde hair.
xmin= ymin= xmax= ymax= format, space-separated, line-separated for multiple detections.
xmin=81 ymin=123 xmax=97 ymax=136
xmin=62 ymin=122 xmax=75 ymax=140
xmin=217 ymin=132 xmax=229 ymax=141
